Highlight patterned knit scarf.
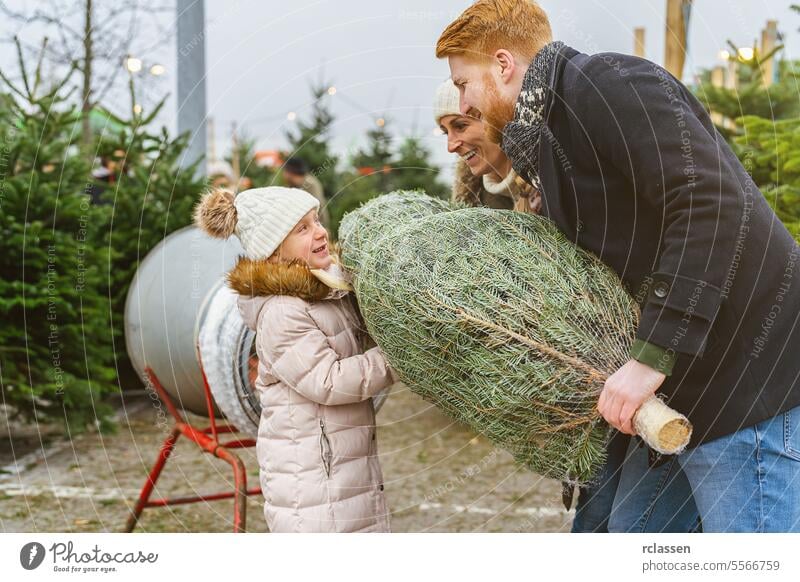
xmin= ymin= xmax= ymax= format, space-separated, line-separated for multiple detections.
xmin=501 ymin=41 xmax=565 ymax=191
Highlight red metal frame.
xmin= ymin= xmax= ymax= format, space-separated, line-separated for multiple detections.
xmin=124 ymin=365 xmax=262 ymax=533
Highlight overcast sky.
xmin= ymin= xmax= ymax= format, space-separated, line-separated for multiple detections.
xmin=204 ymin=0 xmax=800 ymax=175
xmin=3 ymin=0 xmax=799 ymax=176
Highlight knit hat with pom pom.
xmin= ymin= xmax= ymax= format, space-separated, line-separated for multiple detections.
xmin=193 ymin=186 xmax=320 ymax=260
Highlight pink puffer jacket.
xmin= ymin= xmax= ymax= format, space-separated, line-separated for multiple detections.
xmin=230 ymin=257 xmax=394 ymax=532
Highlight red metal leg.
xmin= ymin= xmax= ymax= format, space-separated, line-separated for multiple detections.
xmin=124 ymin=367 xmax=262 ymax=533
xmin=124 ymin=425 xmax=181 ymax=532
xmin=214 ymin=446 xmax=249 ymax=532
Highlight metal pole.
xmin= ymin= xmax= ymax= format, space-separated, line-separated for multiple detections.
xmin=208 ymin=116 xmax=216 ymax=164
xmin=177 ymin=0 xmax=207 ymax=177
xmin=231 ymin=121 xmax=241 ymax=186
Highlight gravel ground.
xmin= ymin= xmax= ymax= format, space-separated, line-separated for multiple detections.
xmin=1 ymin=386 xmax=572 ymax=533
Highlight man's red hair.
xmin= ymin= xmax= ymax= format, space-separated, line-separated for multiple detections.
xmin=435 ymin=0 xmax=552 ymax=63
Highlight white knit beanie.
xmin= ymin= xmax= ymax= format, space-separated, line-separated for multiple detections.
xmin=193 ymin=186 xmax=320 ymax=260
xmin=234 ymin=187 xmax=320 ymax=259
xmin=433 ymin=78 xmax=462 ymax=124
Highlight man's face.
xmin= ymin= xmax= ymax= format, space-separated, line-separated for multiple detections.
xmin=448 ymin=54 xmax=495 ymax=115
xmin=449 ymin=54 xmax=519 ymax=145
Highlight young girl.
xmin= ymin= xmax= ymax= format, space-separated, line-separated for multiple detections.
xmin=194 ymin=186 xmax=395 ymax=533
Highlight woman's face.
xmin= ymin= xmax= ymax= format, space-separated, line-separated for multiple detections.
xmin=439 ymin=114 xmax=507 ymax=177
xmin=271 ymin=208 xmax=332 ymax=270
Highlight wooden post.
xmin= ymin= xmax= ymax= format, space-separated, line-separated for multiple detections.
xmin=710 ymin=66 xmax=725 ymax=88
xmin=760 ymin=20 xmax=778 ymax=87
xmin=725 ymin=58 xmax=738 ymax=90
xmin=709 ymin=66 xmax=725 ymax=127
xmin=634 ymin=27 xmax=646 ymax=58
xmin=723 ymin=57 xmax=739 ymax=131
xmin=664 ymin=0 xmax=691 ymax=80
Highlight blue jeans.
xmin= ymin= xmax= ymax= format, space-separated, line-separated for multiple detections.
xmin=610 ymin=438 xmax=701 ymax=532
xmin=676 ymin=404 xmax=800 ymax=532
xmin=572 ymin=432 xmax=701 ymax=533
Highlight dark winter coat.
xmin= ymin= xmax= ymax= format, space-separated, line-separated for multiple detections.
xmin=503 ymin=44 xmax=800 ymax=447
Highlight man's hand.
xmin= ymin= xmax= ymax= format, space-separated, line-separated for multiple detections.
xmin=597 ymin=359 xmax=666 ymax=435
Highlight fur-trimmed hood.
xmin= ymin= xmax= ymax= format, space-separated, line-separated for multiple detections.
xmin=229 ymin=258 xmax=351 ymax=330
xmin=228 ymin=257 xmax=351 ymax=300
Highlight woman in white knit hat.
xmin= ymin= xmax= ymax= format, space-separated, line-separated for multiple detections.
xmin=194 ymin=186 xmax=396 ymax=532
xmin=434 ymin=78 xmax=540 ymax=213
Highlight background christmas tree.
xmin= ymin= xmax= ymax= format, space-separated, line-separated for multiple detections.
xmin=283 ymin=78 xmax=340 ymax=196
xmin=0 ymin=54 xmax=117 ymax=432
xmin=1 ymin=40 xmax=208 ymax=431
xmin=694 ymin=5 xmax=800 ymax=241
xmin=225 ymin=129 xmax=276 ymax=189
xmin=330 ymin=118 xmax=449 ymax=236
xmin=91 ymin=95 xmax=207 ymax=390
xmin=392 ymin=135 xmax=449 ymax=199
xmin=734 ymin=115 xmax=800 ymax=239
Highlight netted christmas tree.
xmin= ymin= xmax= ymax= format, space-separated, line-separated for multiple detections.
xmin=340 ymin=192 xmax=689 ymax=483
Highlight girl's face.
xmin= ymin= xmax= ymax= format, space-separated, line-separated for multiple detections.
xmin=271 ymin=208 xmax=332 ymax=270
xmin=439 ymin=113 xmax=508 ymax=177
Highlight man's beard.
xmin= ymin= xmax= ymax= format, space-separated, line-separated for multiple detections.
xmin=480 ymin=73 xmax=516 ymax=146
